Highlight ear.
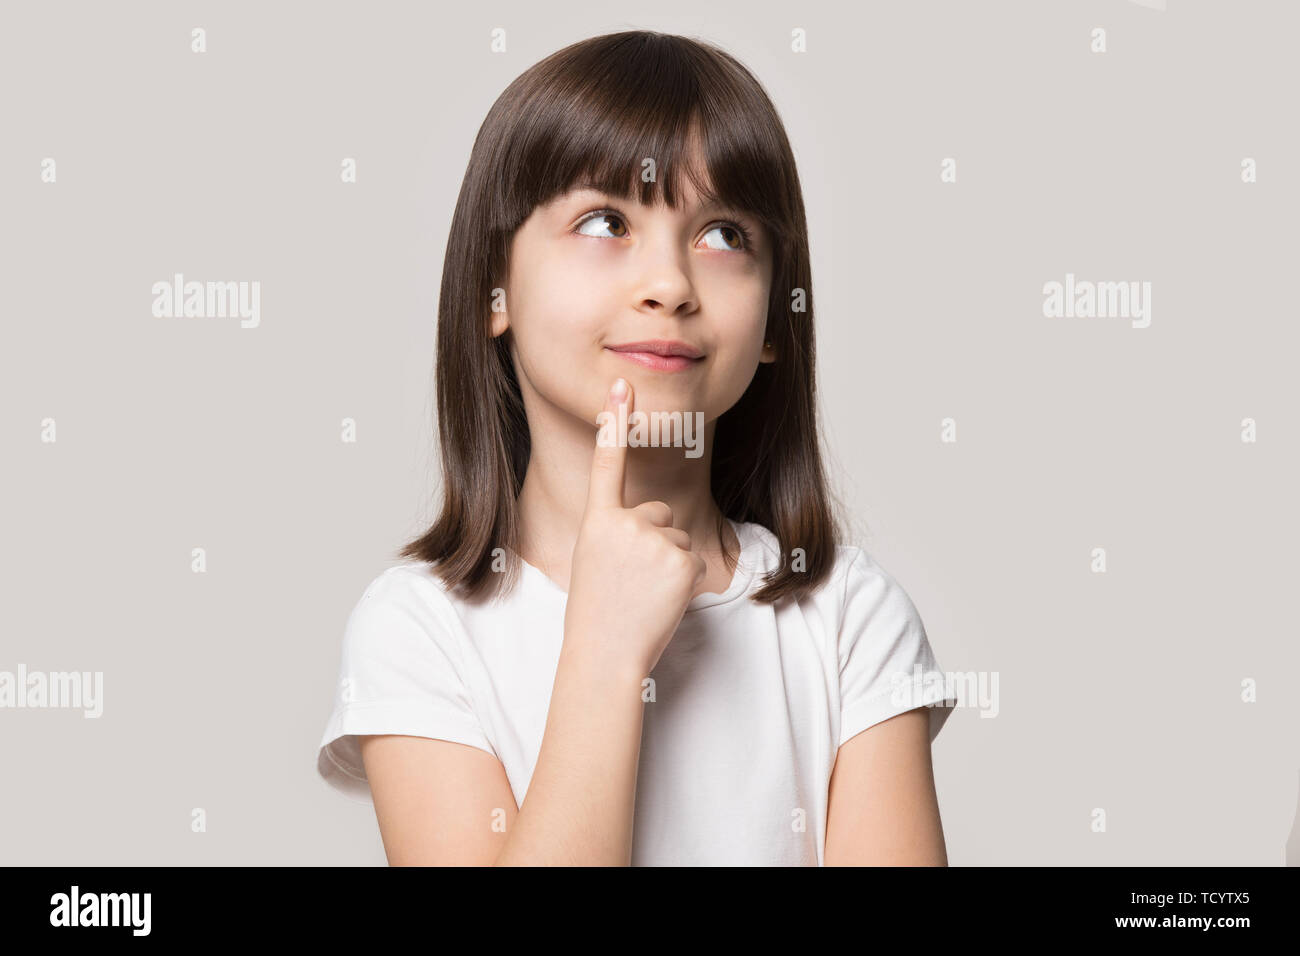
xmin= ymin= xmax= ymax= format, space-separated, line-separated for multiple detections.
xmin=759 ymin=338 xmax=776 ymax=363
xmin=489 ymin=309 xmax=509 ymax=338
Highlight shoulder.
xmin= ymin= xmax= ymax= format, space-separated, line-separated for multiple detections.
xmin=356 ymin=561 xmax=448 ymax=604
xmin=775 ymin=537 xmax=878 ymax=612
xmin=356 ymin=560 xmax=473 ymax=608
xmin=836 ymin=546 xmax=924 ymax=631
xmin=342 ymin=562 xmax=466 ymax=650
xmin=785 ymin=542 xmax=926 ymax=653
xmin=323 ymin=563 xmax=493 ymax=756
xmin=838 ymin=545 xmax=911 ymax=599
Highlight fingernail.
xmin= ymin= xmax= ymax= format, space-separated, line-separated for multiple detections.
xmin=611 ymin=378 xmax=628 ymax=401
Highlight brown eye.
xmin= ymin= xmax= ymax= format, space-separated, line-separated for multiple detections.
xmin=575 ymin=212 xmax=628 ymax=238
xmin=700 ymin=222 xmax=753 ymax=252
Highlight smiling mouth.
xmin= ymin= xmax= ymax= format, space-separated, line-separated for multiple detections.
xmin=604 ymin=339 xmax=704 ymax=373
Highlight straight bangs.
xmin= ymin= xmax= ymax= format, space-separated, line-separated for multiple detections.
xmin=400 ymin=30 xmax=842 ymax=605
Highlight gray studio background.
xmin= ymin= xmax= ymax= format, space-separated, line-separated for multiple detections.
xmin=2 ymin=0 xmax=1296 ymax=865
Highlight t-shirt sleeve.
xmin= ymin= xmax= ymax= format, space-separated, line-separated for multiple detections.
xmin=316 ymin=566 xmax=496 ymax=803
xmin=836 ymin=548 xmax=957 ymax=748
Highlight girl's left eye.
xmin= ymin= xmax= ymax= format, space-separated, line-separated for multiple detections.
xmin=699 ymin=223 xmax=753 ymax=252
xmin=574 ymin=210 xmax=752 ymax=252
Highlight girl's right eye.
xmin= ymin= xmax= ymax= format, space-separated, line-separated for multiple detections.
xmin=573 ymin=210 xmax=628 ymax=239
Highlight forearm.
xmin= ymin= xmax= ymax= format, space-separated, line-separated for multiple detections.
xmin=493 ymin=636 xmax=647 ymax=865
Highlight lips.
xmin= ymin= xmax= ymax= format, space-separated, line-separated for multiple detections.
xmin=605 ymin=340 xmax=703 ymax=359
xmin=605 ymin=340 xmax=704 ymax=373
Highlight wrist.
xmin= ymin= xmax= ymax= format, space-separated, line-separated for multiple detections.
xmin=558 ymin=632 xmax=651 ymax=692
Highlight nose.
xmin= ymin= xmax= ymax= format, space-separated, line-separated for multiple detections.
xmin=633 ymin=233 xmax=698 ymax=318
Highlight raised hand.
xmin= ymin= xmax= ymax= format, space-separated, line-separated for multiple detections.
xmin=562 ymin=377 xmax=708 ymax=679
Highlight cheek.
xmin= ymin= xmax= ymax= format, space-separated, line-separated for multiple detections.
xmin=696 ymin=272 xmax=771 ymax=415
xmin=506 ymin=252 xmax=611 ymax=414
xmin=699 ymin=266 xmax=770 ymax=345
xmin=510 ymin=252 xmax=603 ymax=349
xmin=519 ymin=240 xmax=619 ymax=317
xmin=701 ymin=255 xmax=769 ymax=306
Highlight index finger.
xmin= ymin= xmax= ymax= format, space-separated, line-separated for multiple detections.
xmin=588 ymin=377 xmax=631 ymax=510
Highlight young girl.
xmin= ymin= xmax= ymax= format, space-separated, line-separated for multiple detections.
xmin=316 ymin=29 xmax=956 ymax=866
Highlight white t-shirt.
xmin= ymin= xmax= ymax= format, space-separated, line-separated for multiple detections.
xmin=316 ymin=518 xmax=956 ymax=865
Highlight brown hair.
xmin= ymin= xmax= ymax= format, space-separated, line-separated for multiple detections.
xmin=399 ymin=29 xmax=844 ymax=604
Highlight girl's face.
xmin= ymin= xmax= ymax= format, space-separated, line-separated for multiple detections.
xmin=494 ymin=171 xmax=775 ymax=438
